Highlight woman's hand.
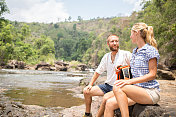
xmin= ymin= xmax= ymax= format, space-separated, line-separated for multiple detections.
xmin=114 ymin=79 xmax=131 ymax=88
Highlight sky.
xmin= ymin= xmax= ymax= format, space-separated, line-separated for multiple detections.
xmin=3 ymin=0 xmax=144 ymax=23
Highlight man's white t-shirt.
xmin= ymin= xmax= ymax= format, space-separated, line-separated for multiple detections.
xmin=95 ymin=49 xmax=132 ymax=86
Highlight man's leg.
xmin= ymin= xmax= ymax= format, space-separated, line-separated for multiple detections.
xmin=96 ymin=91 xmax=114 ymax=117
xmin=83 ymin=85 xmax=104 ymax=114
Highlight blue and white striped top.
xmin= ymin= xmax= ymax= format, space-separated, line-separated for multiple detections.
xmin=130 ymin=44 xmax=160 ymax=90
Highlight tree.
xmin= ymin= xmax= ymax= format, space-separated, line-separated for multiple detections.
xmin=68 ymin=16 xmax=72 ymax=22
xmin=54 ymin=24 xmax=59 ymax=28
xmin=0 ymin=0 xmax=9 ymax=28
xmin=73 ymin=24 xmax=76 ymax=31
xmin=0 ymin=22 xmax=14 ymax=65
xmin=77 ymin=16 xmax=82 ymax=22
xmin=0 ymin=0 xmax=9 ymax=17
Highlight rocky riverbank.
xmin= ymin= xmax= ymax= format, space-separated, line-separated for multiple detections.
xmin=0 ymin=77 xmax=176 ymax=117
xmin=1 ymin=60 xmax=89 ymax=72
xmin=59 ymin=77 xmax=176 ymax=117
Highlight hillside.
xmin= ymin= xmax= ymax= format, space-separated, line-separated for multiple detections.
xmin=1 ymin=0 xmax=175 ymax=69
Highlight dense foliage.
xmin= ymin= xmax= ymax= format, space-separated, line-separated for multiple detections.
xmin=140 ymin=0 xmax=176 ymax=67
xmin=0 ymin=0 xmax=175 ymax=68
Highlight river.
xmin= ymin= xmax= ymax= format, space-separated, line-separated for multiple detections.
xmin=0 ymin=69 xmax=93 ymax=108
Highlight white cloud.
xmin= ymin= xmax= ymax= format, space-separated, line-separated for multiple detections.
xmin=122 ymin=0 xmax=138 ymax=4
xmin=3 ymin=0 xmax=69 ymax=23
xmin=133 ymin=0 xmax=143 ymax=11
xmin=122 ymin=0 xmax=144 ymax=12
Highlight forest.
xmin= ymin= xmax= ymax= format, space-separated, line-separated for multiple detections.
xmin=0 ymin=0 xmax=175 ymax=68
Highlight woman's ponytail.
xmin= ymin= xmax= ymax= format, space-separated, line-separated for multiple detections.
xmin=146 ymin=26 xmax=157 ymax=49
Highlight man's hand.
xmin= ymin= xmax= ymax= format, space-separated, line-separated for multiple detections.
xmin=84 ymin=85 xmax=93 ymax=94
xmin=115 ymin=65 xmax=121 ymax=72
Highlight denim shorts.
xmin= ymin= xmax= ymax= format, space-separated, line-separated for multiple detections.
xmin=98 ymin=83 xmax=113 ymax=94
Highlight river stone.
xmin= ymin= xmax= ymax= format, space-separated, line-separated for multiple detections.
xmin=114 ymin=104 xmax=165 ymax=117
xmin=132 ymin=104 xmax=165 ymax=117
xmin=157 ymin=69 xmax=176 ymax=80
xmin=114 ymin=105 xmax=134 ymax=117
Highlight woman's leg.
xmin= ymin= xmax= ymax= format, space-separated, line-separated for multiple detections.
xmin=118 ymin=85 xmax=153 ymax=104
xmin=104 ymin=96 xmax=136 ymax=117
xmin=113 ymin=85 xmax=129 ymax=117
xmin=96 ymin=91 xmax=114 ymax=117
xmin=104 ymin=96 xmax=119 ymax=117
xmin=113 ymin=85 xmax=153 ymax=117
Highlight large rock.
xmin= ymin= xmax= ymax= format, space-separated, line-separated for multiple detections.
xmin=158 ymin=63 xmax=170 ymax=71
xmin=157 ymin=69 xmax=176 ymax=80
xmin=54 ymin=61 xmax=69 ymax=66
xmin=55 ymin=64 xmax=67 ymax=71
xmin=114 ymin=104 xmax=165 ymax=117
xmin=4 ymin=60 xmax=26 ymax=69
xmin=16 ymin=61 xmax=26 ymax=69
xmin=132 ymin=104 xmax=165 ymax=117
xmin=54 ymin=61 xmax=69 ymax=71
xmin=77 ymin=64 xmax=87 ymax=71
xmin=35 ymin=62 xmax=51 ymax=70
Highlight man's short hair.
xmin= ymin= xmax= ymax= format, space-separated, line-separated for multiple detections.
xmin=107 ymin=34 xmax=119 ymax=42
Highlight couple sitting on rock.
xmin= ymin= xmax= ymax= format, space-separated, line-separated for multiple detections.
xmin=83 ymin=22 xmax=160 ymax=117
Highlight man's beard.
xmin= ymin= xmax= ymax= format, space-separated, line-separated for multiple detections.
xmin=109 ymin=46 xmax=119 ymax=51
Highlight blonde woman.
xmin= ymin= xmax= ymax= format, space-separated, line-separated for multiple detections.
xmin=104 ymin=23 xmax=160 ymax=117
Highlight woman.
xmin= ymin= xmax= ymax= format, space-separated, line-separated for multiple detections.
xmin=104 ymin=22 xmax=160 ymax=117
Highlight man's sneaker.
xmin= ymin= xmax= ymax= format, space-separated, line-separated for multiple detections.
xmin=83 ymin=113 xmax=92 ymax=117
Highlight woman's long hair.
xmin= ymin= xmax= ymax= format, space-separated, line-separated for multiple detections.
xmin=132 ymin=22 xmax=157 ymax=49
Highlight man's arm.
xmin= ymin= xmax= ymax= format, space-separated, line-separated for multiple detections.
xmin=84 ymin=72 xmax=100 ymax=93
xmin=84 ymin=53 xmax=107 ymax=93
xmin=89 ymin=72 xmax=100 ymax=86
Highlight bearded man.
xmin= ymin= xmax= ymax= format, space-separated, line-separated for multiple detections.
xmin=83 ymin=34 xmax=132 ymax=117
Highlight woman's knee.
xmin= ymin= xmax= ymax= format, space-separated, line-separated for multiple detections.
xmin=102 ymin=94 xmax=111 ymax=103
xmin=105 ymin=98 xmax=118 ymax=110
xmin=113 ymin=85 xmax=122 ymax=94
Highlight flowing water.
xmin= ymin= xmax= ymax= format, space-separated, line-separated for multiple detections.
xmin=0 ymin=69 xmax=92 ymax=108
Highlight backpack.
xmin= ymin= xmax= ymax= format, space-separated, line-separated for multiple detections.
xmin=115 ymin=65 xmax=132 ymax=80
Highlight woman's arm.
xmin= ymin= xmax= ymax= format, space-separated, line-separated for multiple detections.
xmin=114 ymin=58 xmax=157 ymax=87
xmin=129 ymin=58 xmax=157 ymax=84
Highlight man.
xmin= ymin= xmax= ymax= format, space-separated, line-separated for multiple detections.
xmin=83 ymin=34 xmax=132 ymax=117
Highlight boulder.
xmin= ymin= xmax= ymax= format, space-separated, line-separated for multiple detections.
xmin=114 ymin=104 xmax=165 ymax=117
xmin=4 ymin=60 xmax=26 ymax=69
xmin=77 ymin=64 xmax=87 ymax=71
xmin=54 ymin=61 xmax=69 ymax=71
xmin=54 ymin=61 xmax=69 ymax=66
xmin=157 ymin=69 xmax=176 ymax=80
xmin=37 ymin=66 xmax=51 ymax=71
xmin=114 ymin=105 xmax=134 ymax=117
xmin=4 ymin=63 xmax=15 ymax=69
xmin=35 ymin=62 xmax=51 ymax=70
xmin=55 ymin=64 xmax=67 ymax=71
xmin=16 ymin=61 xmax=25 ymax=69
xmin=158 ymin=63 xmax=169 ymax=71
xmin=132 ymin=104 xmax=165 ymax=117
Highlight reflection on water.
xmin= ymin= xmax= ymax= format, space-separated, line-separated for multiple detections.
xmin=5 ymin=87 xmax=84 ymax=108
xmin=0 ymin=69 xmax=90 ymax=108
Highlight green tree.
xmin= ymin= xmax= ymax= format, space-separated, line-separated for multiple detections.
xmin=0 ymin=22 xmax=14 ymax=65
xmin=0 ymin=0 xmax=9 ymax=17
xmin=73 ymin=24 xmax=76 ymax=31
xmin=77 ymin=16 xmax=82 ymax=22
xmin=68 ymin=16 xmax=72 ymax=22
xmin=0 ymin=0 xmax=9 ymax=28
